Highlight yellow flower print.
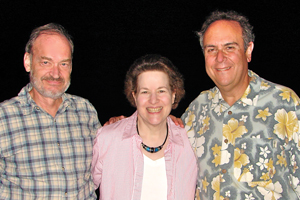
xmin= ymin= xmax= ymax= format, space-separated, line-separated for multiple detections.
xmin=276 ymin=154 xmax=287 ymax=167
xmin=223 ymin=118 xmax=248 ymax=146
xmin=241 ymin=86 xmax=251 ymax=100
xmin=276 ymin=85 xmax=300 ymax=106
xmin=255 ymin=107 xmax=272 ymax=121
xmin=261 ymin=81 xmax=271 ymax=90
xmin=208 ymin=89 xmax=217 ymax=100
xmin=265 ymin=158 xmax=276 ymax=178
xmin=185 ymin=110 xmax=195 ymax=130
xmin=273 ymin=109 xmax=299 ymax=141
xmin=211 ymin=174 xmax=225 ymax=200
xmin=260 ymin=172 xmax=270 ymax=181
xmin=249 ymin=179 xmax=284 ymax=200
xmin=212 ymin=144 xmax=221 ymax=156
xmin=212 ymin=153 xmax=221 ymax=167
xmin=198 ymin=116 xmax=210 ymax=135
xmin=202 ymin=176 xmax=209 ymax=193
xmin=234 ymin=148 xmax=250 ymax=168
xmin=257 ymin=181 xmax=283 ymax=200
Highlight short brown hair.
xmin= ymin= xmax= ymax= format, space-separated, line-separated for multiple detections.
xmin=197 ymin=10 xmax=255 ymax=52
xmin=124 ymin=54 xmax=185 ymax=109
xmin=25 ymin=23 xmax=74 ymax=55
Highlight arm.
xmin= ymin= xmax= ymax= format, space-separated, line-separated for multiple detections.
xmin=91 ymin=131 xmax=103 ymax=189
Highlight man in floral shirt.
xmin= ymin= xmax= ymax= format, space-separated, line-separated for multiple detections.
xmin=181 ymin=10 xmax=300 ymax=199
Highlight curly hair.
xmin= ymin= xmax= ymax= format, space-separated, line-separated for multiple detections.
xmin=124 ymin=54 xmax=185 ymax=109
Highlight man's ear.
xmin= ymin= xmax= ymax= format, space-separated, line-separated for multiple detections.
xmin=246 ymin=42 xmax=254 ymax=62
xmin=24 ymin=53 xmax=31 ymax=72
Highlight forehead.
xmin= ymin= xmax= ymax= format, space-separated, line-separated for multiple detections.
xmin=204 ymin=20 xmax=243 ymax=46
xmin=32 ymin=33 xmax=72 ymax=54
xmin=137 ymin=71 xmax=169 ymax=85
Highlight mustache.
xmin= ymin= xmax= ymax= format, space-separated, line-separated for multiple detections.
xmin=41 ymin=76 xmax=64 ymax=82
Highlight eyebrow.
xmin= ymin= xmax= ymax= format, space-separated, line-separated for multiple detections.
xmin=41 ymin=56 xmax=52 ymax=61
xmin=204 ymin=42 xmax=239 ymax=49
xmin=40 ymin=56 xmax=72 ymax=63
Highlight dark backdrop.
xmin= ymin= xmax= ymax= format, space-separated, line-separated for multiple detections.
xmin=1 ymin=0 xmax=299 ymax=124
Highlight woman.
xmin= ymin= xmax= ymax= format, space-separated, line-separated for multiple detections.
xmin=92 ymin=54 xmax=197 ymax=199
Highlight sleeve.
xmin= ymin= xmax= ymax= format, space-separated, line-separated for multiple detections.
xmin=91 ymin=128 xmax=103 ymax=190
xmin=288 ymin=96 xmax=300 ymax=199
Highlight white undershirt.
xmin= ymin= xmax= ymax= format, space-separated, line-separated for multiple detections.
xmin=140 ymin=155 xmax=167 ymax=200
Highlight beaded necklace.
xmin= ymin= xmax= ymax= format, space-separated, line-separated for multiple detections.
xmin=136 ymin=123 xmax=168 ymax=153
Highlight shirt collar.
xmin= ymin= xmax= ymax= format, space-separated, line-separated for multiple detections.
xmin=209 ymin=70 xmax=262 ymax=112
xmin=17 ymin=83 xmax=75 ymax=116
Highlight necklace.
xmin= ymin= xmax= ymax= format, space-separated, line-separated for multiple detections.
xmin=136 ymin=123 xmax=168 ymax=153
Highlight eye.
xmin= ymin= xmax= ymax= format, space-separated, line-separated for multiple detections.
xmin=206 ymin=47 xmax=217 ymax=55
xmin=207 ymin=48 xmax=215 ymax=53
xmin=61 ymin=62 xmax=69 ymax=67
xmin=41 ymin=60 xmax=51 ymax=66
xmin=226 ymin=46 xmax=235 ymax=51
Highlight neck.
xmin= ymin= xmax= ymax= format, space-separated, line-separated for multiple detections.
xmin=219 ymin=75 xmax=250 ymax=106
xmin=29 ymin=89 xmax=63 ymax=117
xmin=136 ymin=118 xmax=167 ymax=138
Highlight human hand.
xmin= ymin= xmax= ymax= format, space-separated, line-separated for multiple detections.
xmin=169 ymin=115 xmax=184 ymax=128
xmin=103 ymin=115 xmax=126 ymax=126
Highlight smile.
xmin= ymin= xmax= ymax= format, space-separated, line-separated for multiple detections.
xmin=216 ymin=66 xmax=231 ymax=71
xmin=147 ymin=107 xmax=162 ymax=113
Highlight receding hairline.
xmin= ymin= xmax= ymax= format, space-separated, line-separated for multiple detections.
xmin=30 ymin=32 xmax=73 ymax=53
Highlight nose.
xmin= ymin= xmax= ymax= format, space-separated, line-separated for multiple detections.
xmin=50 ymin=64 xmax=60 ymax=78
xmin=216 ymin=50 xmax=226 ymax=63
xmin=149 ymin=93 xmax=158 ymax=104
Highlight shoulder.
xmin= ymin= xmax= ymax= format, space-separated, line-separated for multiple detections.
xmin=96 ymin=114 xmax=135 ymax=138
xmin=0 ymin=96 xmax=22 ymax=116
xmin=64 ymin=93 xmax=98 ymax=112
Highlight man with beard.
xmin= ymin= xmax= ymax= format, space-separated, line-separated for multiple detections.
xmin=0 ymin=23 xmax=101 ymax=199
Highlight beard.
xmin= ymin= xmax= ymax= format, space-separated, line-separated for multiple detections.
xmin=30 ymin=71 xmax=71 ymax=100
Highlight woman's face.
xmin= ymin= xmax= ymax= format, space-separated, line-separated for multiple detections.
xmin=133 ymin=71 xmax=175 ymax=127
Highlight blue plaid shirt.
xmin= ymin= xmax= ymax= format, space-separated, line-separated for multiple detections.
xmin=0 ymin=84 xmax=101 ymax=199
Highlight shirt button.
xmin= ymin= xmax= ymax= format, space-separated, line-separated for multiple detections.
xmin=57 ymin=142 xmax=60 ymax=146
xmin=62 ymin=167 xmax=65 ymax=171
xmin=224 ymin=139 xmax=228 ymax=143
xmin=65 ymin=192 xmax=67 ymax=196
xmin=222 ymin=169 xmax=227 ymax=174
xmin=228 ymin=111 xmax=232 ymax=115
xmin=35 ymin=107 xmax=40 ymax=110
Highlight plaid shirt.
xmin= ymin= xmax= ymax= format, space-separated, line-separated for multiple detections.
xmin=0 ymin=84 xmax=101 ymax=199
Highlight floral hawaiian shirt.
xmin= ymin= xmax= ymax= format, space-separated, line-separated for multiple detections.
xmin=181 ymin=70 xmax=300 ymax=200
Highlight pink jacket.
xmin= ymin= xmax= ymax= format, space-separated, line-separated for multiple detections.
xmin=92 ymin=111 xmax=197 ymax=200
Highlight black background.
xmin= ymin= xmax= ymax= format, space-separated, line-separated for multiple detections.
xmin=1 ymin=0 xmax=300 ymax=124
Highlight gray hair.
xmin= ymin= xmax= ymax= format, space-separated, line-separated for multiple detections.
xmin=25 ymin=23 xmax=74 ymax=55
xmin=197 ymin=10 xmax=255 ymax=52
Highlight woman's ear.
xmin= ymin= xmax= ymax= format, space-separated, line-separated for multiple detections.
xmin=172 ymin=91 xmax=176 ymax=105
xmin=132 ymin=92 xmax=137 ymax=104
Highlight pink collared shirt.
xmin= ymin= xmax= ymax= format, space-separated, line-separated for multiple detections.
xmin=92 ymin=111 xmax=197 ymax=200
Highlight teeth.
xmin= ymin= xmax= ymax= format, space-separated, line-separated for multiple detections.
xmin=217 ymin=67 xmax=231 ymax=71
xmin=147 ymin=107 xmax=162 ymax=113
